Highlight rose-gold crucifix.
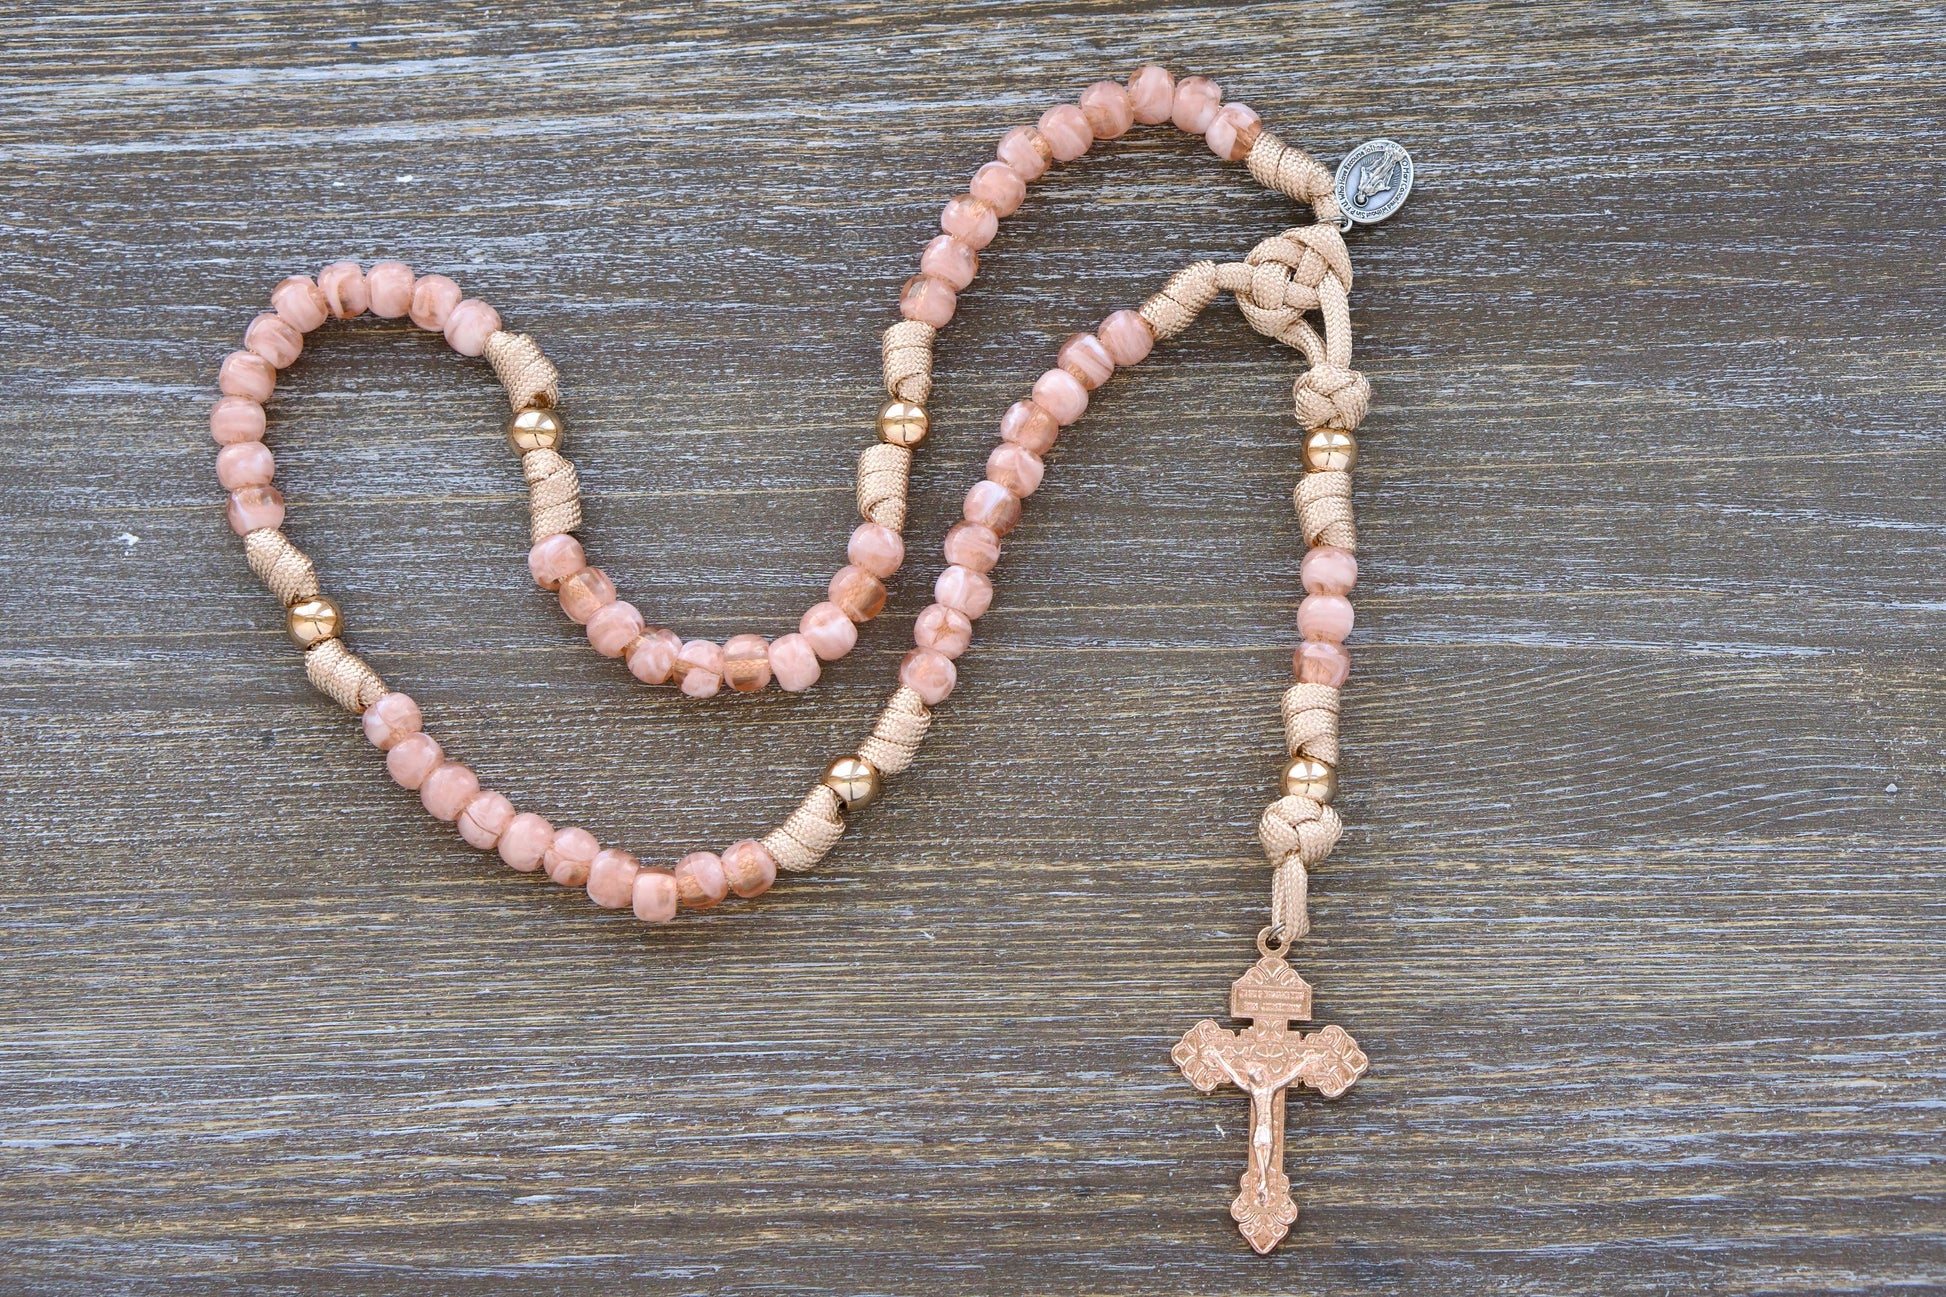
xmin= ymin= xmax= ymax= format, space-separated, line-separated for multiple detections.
xmin=1171 ymin=935 xmax=1368 ymax=1253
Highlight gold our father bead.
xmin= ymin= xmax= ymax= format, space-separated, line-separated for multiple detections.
xmin=1302 ymin=428 xmax=1357 ymax=472
xmin=821 ymin=755 xmax=883 ymax=811
xmin=1280 ymin=756 xmax=1337 ymax=803
xmin=286 ymin=596 xmax=343 ymax=648
xmin=876 ymin=399 xmax=930 ymax=449
xmin=508 ymin=406 xmax=565 ymax=454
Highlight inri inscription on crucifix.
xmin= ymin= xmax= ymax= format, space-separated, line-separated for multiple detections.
xmin=1171 ymin=942 xmax=1368 ymax=1253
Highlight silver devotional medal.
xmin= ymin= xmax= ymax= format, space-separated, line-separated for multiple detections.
xmin=1333 ymin=138 xmax=1414 ymax=226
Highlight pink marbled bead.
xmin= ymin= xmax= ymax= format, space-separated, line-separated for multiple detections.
xmin=1079 ymin=80 xmax=1135 ymax=139
xmin=586 ymin=599 xmax=645 ymax=657
xmin=900 ymin=274 xmax=957 ymax=329
xmin=914 ymin=602 xmax=973 ymax=658
xmin=544 ymin=827 xmax=599 ymax=887
xmin=1126 ymin=65 xmax=1177 ymax=125
xmin=317 ymin=261 xmax=369 ymax=318
xmin=935 ymin=565 xmax=994 ymax=619
xmin=1298 ymin=593 xmax=1354 ymax=644
xmin=632 ymin=869 xmax=680 ymax=922
xmin=800 ymin=601 xmax=858 ymax=661
xmin=723 ymin=633 xmax=773 ymax=693
xmin=1294 ymin=640 xmax=1351 ymax=687
xmin=768 ymin=633 xmax=822 ymax=692
xmin=1098 ymin=309 xmax=1155 ymax=366
xmin=828 ymin=564 xmax=887 ymax=622
xmin=443 ymin=298 xmax=501 ymax=357
xmin=943 ymin=520 xmax=1001 ymax=573
xmin=209 ymin=397 xmax=266 ymax=445
xmin=420 ymin=762 xmax=480 ymax=822
xmin=1000 ymin=399 xmax=1059 ymax=454
xmin=627 ymin=627 xmax=683 ymax=685
xmin=587 ymin=848 xmax=642 ymax=909
xmin=244 ymin=313 xmax=303 ymax=369
xmin=900 ymin=647 xmax=958 ymax=705
xmin=527 ymin=533 xmax=586 ymax=590
xmin=218 ymin=350 xmax=276 ymax=402
xmin=271 ymin=276 xmax=329 ymax=332
xmin=361 ymin=691 xmax=422 ymax=751
xmin=919 ymin=235 xmax=979 ymax=291
xmin=365 ymin=261 xmax=416 ymax=318
xmin=215 ymin=441 xmax=274 ymax=490
xmin=1032 ymin=367 xmax=1089 ymax=426
xmin=721 ymin=839 xmax=777 ymax=899
xmin=848 ymin=521 xmax=904 ymax=579
xmin=386 ymin=733 xmax=444 ymax=790
xmin=225 ymin=486 xmax=285 ymax=535
xmin=408 ymin=274 xmax=462 ymax=331
xmin=1301 ymin=545 xmax=1358 ymax=596
xmin=675 ymin=639 xmax=724 ymax=697
xmin=1036 ymin=103 xmax=1094 ymax=161
xmin=986 ymin=443 xmax=1044 ymax=497
xmin=963 ymin=479 xmax=1021 ymax=536
xmin=969 ymin=161 xmax=1026 ymax=217
xmin=1172 ymin=76 xmax=1223 ymax=134
xmin=1057 ymin=332 xmax=1115 ymax=390
xmin=557 ymin=567 xmax=617 ymax=625
xmin=1205 ymin=102 xmax=1261 ymax=162
xmin=674 ymin=850 xmax=729 ymax=908
xmin=498 ymin=812 xmax=554 ymax=872
xmin=941 ymin=195 xmax=998 ymax=250
xmin=996 ymin=125 xmax=1053 ymax=182
xmin=458 ymin=791 xmax=515 ymax=850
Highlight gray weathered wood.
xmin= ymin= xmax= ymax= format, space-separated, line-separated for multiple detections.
xmin=2 ymin=3 xmax=1942 ymax=1292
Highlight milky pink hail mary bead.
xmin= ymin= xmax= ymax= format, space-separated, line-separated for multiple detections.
xmin=1078 ymin=80 xmax=1135 ymax=139
xmin=409 ymin=274 xmax=462 ymax=331
xmin=847 ymin=522 xmax=904 ymax=578
xmin=458 ymin=791 xmax=515 ymax=850
xmin=722 ymin=634 xmax=772 ymax=693
xmin=1000 ymin=399 xmax=1059 ymax=454
xmin=420 ymin=762 xmax=481 ymax=822
xmin=587 ymin=848 xmax=643 ymax=909
xmin=386 ymin=733 xmax=443 ymax=789
xmin=627 ymin=628 xmax=682 ymax=684
xmin=941 ymin=195 xmax=999 ymax=250
xmin=1032 ymin=367 xmax=1089 ymax=426
xmin=632 ymin=869 xmax=680 ymax=922
xmin=676 ymin=639 xmax=725 ymax=697
xmin=900 ymin=647 xmax=957 ymax=705
xmin=244 ymin=313 xmax=303 ymax=369
xmin=1171 ymin=75 xmax=1224 ymax=134
xmin=528 ymin=534 xmax=586 ymax=590
xmin=828 ymin=565 xmax=887 ymax=622
xmin=1098 ymin=309 xmax=1155 ymax=366
xmin=361 ymin=691 xmax=422 ymax=751
xmin=800 ymin=601 xmax=858 ymax=660
xmin=498 ymin=812 xmax=554 ymax=872
xmin=1295 ymin=640 xmax=1351 ymax=688
xmin=1036 ymin=103 xmax=1094 ymax=161
xmin=586 ymin=600 xmax=645 ymax=657
xmin=544 ymin=827 xmax=599 ymax=887
xmin=365 ymin=261 xmax=416 ymax=318
xmin=1205 ymin=102 xmax=1261 ymax=162
xmin=963 ymin=479 xmax=1020 ymax=535
xmin=969 ymin=161 xmax=1026 ymax=217
xmin=443 ymin=298 xmax=501 ymax=357
xmin=226 ymin=486 xmax=285 ymax=535
xmin=1057 ymin=332 xmax=1115 ymax=389
xmin=986 ymin=443 xmax=1044 ymax=497
xmin=210 ymin=396 xmax=266 ymax=445
xmin=935 ymin=565 xmax=994 ymax=619
xmin=995 ymin=125 xmax=1052 ymax=182
xmin=216 ymin=441 xmax=274 ymax=490
xmin=900 ymin=274 xmax=958 ymax=328
xmin=674 ymin=850 xmax=729 ymax=908
xmin=1126 ymin=65 xmax=1177 ymax=124
xmin=721 ymin=839 xmax=777 ymax=899
xmin=919 ymin=235 xmax=979 ymax=291
xmin=767 ymin=633 xmax=821 ymax=692
xmin=1297 ymin=593 xmax=1355 ymax=644
xmin=271 ymin=276 xmax=329 ymax=332
xmin=914 ymin=603 xmax=973 ymax=658
xmin=943 ymin=521 xmax=1000 ymax=572
xmin=317 ymin=261 xmax=369 ymax=318
xmin=218 ymin=351 xmax=276 ymax=402
xmin=1301 ymin=545 xmax=1358 ymax=596
xmin=557 ymin=567 xmax=617 ymax=624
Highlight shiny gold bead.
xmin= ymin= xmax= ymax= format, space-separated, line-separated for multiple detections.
xmin=1280 ymin=756 xmax=1338 ymax=803
xmin=821 ymin=754 xmax=883 ymax=811
xmin=507 ymin=407 xmax=565 ymax=454
xmin=286 ymin=596 xmax=343 ymax=648
xmin=877 ymin=399 xmax=930 ymax=449
xmin=1302 ymin=428 xmax=1357 ymax=472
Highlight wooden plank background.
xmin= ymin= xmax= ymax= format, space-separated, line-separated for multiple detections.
xmin=2 ymin=2 xmax=1942 ymax=1292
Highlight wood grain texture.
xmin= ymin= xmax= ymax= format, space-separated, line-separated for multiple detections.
xmin=2 ymin=2 xmax=1943 ymax=1292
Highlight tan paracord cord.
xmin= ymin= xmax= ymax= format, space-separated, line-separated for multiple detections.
xmin=205 ymin=64 xmax=1403 ymax=1257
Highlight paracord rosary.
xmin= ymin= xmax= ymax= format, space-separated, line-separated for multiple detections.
xmin=206 ymin=66 xmax=1411 ymax=1254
